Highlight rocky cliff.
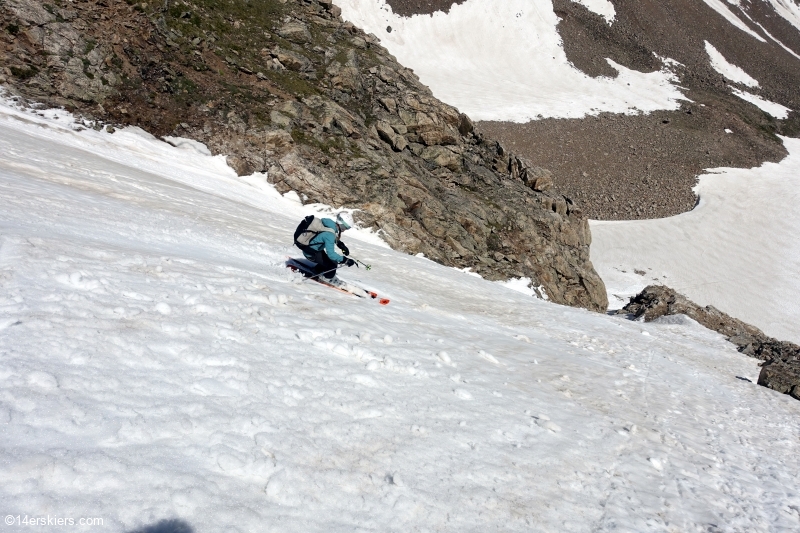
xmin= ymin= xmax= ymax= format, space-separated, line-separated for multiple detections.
xmin=621 ymin=285 xmax=800 ymax=401
xmin=0 ymin=0 xmax=608 ymax=311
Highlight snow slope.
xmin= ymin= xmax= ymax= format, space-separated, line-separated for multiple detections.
xmin=0 ymin=96 xmax=800 ymax=533
xmin=731 ymin=87 xmax=793 ymax=118
xmin=705 ymin=40 xmax=760 ymax=87
xmin=701 ymin=41 xmax=793 ymax=116
xmin=1 ymin=98 xmax=800 ymax=532
xmin=701 ymin=0 xmax=768 ymax=42
xmin=333 ymin=0 xmax=687 ymax=121
xmin=591 ymin=137 xmax=800 ymax=343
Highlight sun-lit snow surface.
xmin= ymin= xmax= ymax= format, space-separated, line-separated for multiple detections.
xmin=731 ymin=87 xmax=793 ymax=118
xmin=702 ymin=0 xmax=768 ymax=42
xmin=333 ymin=0 xmax=687 ymax=121
xmin=705 ymin=40 xmax=760 ymax=87
xmin=2 ymin=97 xmax=800 ymax=533
xmin=591 ymin=137 xmax=800 ymax=344
xmin=570 ymin=0 xmax=615 ymax=23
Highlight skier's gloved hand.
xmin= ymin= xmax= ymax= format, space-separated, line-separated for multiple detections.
xmin=343 ymin=258 xmax=356 ymax=267
xmin=338 ymin=241 xmax=350 ymax=256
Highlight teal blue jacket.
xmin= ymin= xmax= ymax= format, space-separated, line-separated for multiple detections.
xmin=304 ymin=218 xmax=345 ymax=263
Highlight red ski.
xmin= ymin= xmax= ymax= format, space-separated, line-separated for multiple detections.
xmin=286 ymin=258 xmax=390 ymax=305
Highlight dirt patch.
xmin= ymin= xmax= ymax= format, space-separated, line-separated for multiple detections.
xmin=479 ymin=91 xmax=787 ymax=220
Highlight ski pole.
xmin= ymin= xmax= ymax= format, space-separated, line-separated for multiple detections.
xmin=303 ymin=265 xmax=341 ymax=282
xmin=350 ymin=258 xmax=372 ymax=270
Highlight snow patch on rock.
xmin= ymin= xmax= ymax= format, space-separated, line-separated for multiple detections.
xmin=766 ymin=0 xmax=800 ymax=33
xmin=705 ymin=41 xmax=759 ymax=87
xmin=701 ymin=0 xmax=767 ymax=42
xmin=731 ymin=87 xmax=792 ymax=118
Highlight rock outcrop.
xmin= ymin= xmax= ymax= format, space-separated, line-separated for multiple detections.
xmin=620 ymin=285 xmax=800 ymax=401
xmin=0 ymin=0 xmax=608 ymax=312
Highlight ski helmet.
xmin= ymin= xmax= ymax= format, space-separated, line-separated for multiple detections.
xmin=336 ymin=211 xmax=354 ymax=230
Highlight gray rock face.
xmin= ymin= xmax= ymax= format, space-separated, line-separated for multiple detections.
xmin=6 ymin=0 xmax=53 ymax=26
xmin=4 ymin=0 xmax=119 ymax=103
xmin=375 ymin=121 xmax=408 ymax=152
xmin=620 ymin=285 xmax=800 ymax=401
xmin=272 ymin=48 xmax=312 ymax=72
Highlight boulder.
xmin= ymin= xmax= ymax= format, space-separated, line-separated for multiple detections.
xmin=458 ymin=113 xmax=474 ymax=136
xmin=419 ymin=126 xmax=459 ymax=146
xmin=759 ymin=360 xmax=800 ymax=400
xmin=375 ymin=121 xmax=407 ymax=152
xmin=263 ymin=130 xmax=294 ymax=156
xmin=421 ymin=145 xmax=462 ymax=171
xmin=277 ymin=21 xmax=312 ymax=43
xmin=524 ymin=167 xmax=554 ymax=192
xmin=378 ymin=96 xmax=397 ymax=113
xmin=273 ymin=48 xmax=311 ymax=71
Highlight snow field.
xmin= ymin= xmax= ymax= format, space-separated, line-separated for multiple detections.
xmin=705 ymin=40 xmax=760 ymax=87
xmin=731 ymin=87 xmax=792 ymax=118
xmin=591 ymin=136 xmax=800 ymax=344
xmin=1 ymin=99 xmax=800 ymax=532
xmin=701 ymin=0 xmax=767 ymax=42
xmin=333 ymin=0 xmax=687 ymax=121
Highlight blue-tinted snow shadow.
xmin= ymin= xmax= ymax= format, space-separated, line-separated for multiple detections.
xmin=126 ymin=519 xmax=194 ymax=533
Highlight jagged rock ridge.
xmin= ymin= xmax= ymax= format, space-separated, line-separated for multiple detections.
xmin=621 ymin=285 xmax=800 ymax=401
xmin=0 ymin=0 xmax=608 ymax=311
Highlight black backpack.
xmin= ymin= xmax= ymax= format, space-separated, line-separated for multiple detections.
xmin=294 ymin=215 xmax=314 ymax=250
xmin=293 ymin=215 xmax=319 ymax=254
xmin=294 ymin=215 xmax=313 ymax=240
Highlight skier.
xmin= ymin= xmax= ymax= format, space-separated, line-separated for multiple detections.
xmin=293 ymin=212 xmax=357 ymax=286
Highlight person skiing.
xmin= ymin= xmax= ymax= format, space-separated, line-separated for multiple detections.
xmin=293 ymin=211 xmax=357 ymax=286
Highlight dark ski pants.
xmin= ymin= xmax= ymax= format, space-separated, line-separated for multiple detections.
xmin=304 ymin=250 xmax=339 ymax=280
